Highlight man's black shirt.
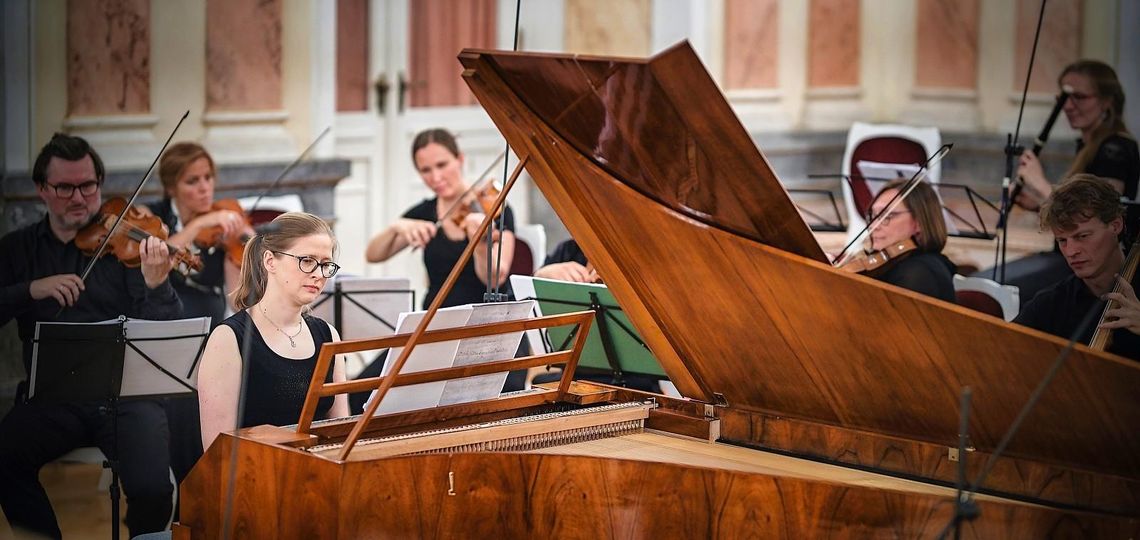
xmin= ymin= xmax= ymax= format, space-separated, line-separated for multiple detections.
xmin=0 ymin=216 xmax=184 ymax=374
xmin=1014 ymin=273 xmax=1140 ymax=360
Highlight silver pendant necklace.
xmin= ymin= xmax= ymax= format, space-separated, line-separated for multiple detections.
xmin=260 ymin=306 xmax=303 ymax=347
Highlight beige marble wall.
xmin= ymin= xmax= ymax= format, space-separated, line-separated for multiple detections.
xmin=337 ymin=0 xmax=369 ymax=112
xmin=66 ymin=0 xmax=150 ymax=115
xmin=724 ymin=0 xmax=779 ymax=89
xmin=206 ymin=0 xmax=282 ymax=111
xmin=408 ymin=0 xmax=496 ymax=108
xmin=914 ymin=0 xmax=979 ymax=89
xmin=808 ymin=0 xmax=859 ymax=88
xmin=563 ymin=0 xmax=650 ymax=57
xmin=1015 ymin=0 xmax=1082 ymax=93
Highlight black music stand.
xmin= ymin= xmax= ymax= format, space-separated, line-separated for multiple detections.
xmin=310 ymin=276 xmax=415 ymax=338
xmin=29 ymin=316 xmax=209 ymax=540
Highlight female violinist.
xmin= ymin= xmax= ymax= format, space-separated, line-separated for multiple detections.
xmin=149 ymin=142 xmax=251 ymax=320
xmin=146 ymin=141 xmax=251 ymax=487
xmin=365 ymin=128 xmax=516 ymax=309
xmin=859 ymin=179 xmax=956 ymax=302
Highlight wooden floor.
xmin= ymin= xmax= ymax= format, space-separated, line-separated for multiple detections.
xmin=0 ymin=461 xmax=128 ymax=540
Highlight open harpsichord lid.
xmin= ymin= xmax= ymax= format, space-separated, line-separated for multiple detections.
xmin=460 ymin=42 xmax=1140 ymax=481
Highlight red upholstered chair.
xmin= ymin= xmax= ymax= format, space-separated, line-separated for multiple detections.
xmin=841 ymin=122 xmax=942 ymax=243
xmin=510 ymin=234 xmax=535 ymax=277
xmin=953 ymin=275 xmax=1021 ymax=321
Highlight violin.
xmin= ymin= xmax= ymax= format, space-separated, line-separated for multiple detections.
xmin=75 ymin=197 xmax=203 ymax=274
xmin=192 ymin=198 xmax=252 ymax=267
xmin=450 ymin=183 xmax=503 ymax=230
xmin=836 ymin=238 xmax=918 ymax=278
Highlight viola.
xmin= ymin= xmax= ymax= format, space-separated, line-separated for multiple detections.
xmin=192 ymin=198 xmax=252 ymax=267
xmin=75 ymin=197 xmax=203 ymax=274
xmin=836 ymin=238 xmax=918 ymax=278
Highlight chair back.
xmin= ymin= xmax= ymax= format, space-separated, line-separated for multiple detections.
xmin=511 ymin=235 xmax=535 ymax=277
xmin=841 ymin=123 xmax=942 ymax=243
xmin=953 ymin=275 xmax=1021 ymax=321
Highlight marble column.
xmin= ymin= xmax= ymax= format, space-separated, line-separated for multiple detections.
xmin=802 ymin=0 xmax=868 ymax=130
xmin=202 ymin=0 xmax=293 ymax=161
xmin=62 ymin=0 xmax=159 ymax=166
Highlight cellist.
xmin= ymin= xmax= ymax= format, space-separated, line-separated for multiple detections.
xmin=1013 ymin=174 xmax=1140 ymax=360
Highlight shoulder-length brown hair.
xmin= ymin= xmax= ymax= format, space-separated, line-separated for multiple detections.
xmin=869 ymin=179 xmax=948 ymax=253
xmin=158 ymin=142 xmax=215 ymax=198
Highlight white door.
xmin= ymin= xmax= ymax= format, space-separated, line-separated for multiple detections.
xmin=336 ymin=0 xmax=530 ymax=291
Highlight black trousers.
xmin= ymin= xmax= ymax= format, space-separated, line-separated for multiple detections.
xmin=0 ymin=398 xmax=173 ymax=539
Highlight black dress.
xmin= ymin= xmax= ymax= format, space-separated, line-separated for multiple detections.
xmin=402 ymin=197 xmax=516 ymax=309
xmin=220 ymin=310 xmax=337 ymax=427
xmin=877 ymin=251 xmax=958 ymax=303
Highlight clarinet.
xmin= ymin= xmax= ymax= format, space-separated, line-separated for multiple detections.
xmin=1010 ymin=90 xmax=1071 ymax=204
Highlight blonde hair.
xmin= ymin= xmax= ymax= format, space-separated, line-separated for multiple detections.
xmin=158 ymin=142 xmax=215 ymax=197
xmin=231 ymin=212 xmax=337 ymax=310
xmin=870 ymin=179 xmax=948 ymax=253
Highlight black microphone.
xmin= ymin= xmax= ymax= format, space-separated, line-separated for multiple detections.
xmin=1010 ymin=87 xmax=1072 ymax=205
xmin=1032 ymin=87 xmax=1071 ymax=155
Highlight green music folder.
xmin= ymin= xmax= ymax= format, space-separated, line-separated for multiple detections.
xmin=530 ymin=278 xmax=666 ymax=377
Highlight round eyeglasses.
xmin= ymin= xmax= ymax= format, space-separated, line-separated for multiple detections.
xmin=43 ymin=180 xmax=100 ymax=199
xmin=271 ymin=250 xmax=340 ymax=278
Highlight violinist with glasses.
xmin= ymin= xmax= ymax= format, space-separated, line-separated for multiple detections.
xmin=0 ymin=134 xmax=183 ymax=538
xmin=846 ymin=179 xmax=956 ymax=302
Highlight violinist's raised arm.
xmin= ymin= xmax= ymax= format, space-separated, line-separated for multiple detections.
xmin=0 ymin=133 xmax=181 ymax=539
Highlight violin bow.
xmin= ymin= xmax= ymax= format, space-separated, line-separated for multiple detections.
xmin=76 ymin=110 xmax=190 ymax=284
xmin=247 ymin=126 xmax=332 ymax=215
xmin=833 ymin=143 xmax=952 ymax=267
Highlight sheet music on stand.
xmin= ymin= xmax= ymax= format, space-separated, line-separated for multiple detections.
xmin=29 ymin=316 xmax=210 ymax=401
xmin=309 ymin=276 xmax=414 ymax=339
xmin=805 ymin=170 xmax=999 ymax=241
xmin=365 ymin=300 xmax=534 ymax=415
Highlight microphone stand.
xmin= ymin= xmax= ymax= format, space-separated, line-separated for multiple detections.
xmin=934 ymin=299 xmax=1103 ymax=538
xmin=485 ymin=0 xmax=523 ymax=303
xmin=992 ymin=0 xmax=1049 ymax=284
